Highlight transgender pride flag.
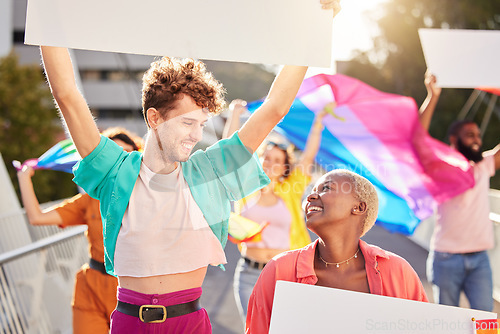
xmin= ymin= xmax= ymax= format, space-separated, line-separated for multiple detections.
xmin=248 ymin=74 xmax=475 ymax=235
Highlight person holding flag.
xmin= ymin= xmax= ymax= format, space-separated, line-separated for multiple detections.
xmin=16 ymin=127 xmax=140 ymax=334
xmin=421 ymin=71 xmax=500 ymax=311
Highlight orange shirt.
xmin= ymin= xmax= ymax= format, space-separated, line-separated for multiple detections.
xmin=55 ymin=193 xmax=105 ymax=263
xmin=245 ymin=239 xmax=428 ymax=333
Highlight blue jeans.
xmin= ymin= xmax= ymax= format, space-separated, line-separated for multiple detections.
xmin=233 ymin=258 xmax=262 ymax=326
xmin=427 ymin=250 xmax=493 ymax=311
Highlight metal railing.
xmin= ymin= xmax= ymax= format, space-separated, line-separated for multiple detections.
xmin=0 ymin=208 xmax=88 ymax=334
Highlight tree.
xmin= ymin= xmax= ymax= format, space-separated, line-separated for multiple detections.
xmin=0 ymin=52 xmax=77 ymax=204
xmin=344 ymin=0 xmax=500 ymax=188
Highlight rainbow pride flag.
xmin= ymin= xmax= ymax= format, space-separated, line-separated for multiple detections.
xmin=248 ymin=74 xmax=474 ymax=235
xmin=13 ymin=138 xmax=80 ymax=173
xmin=228 ymin=213 xmax=269 ymax=244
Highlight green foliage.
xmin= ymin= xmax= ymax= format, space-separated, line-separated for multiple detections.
xmin=0 ymin=52 xmax=77 ymax=204
xmin=344 ymin=0 xmax=500 ymax=188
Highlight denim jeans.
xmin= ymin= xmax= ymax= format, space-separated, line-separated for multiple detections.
xmin=233 ymin=257 xmax=262 ymax=326
xmin=427 ymin=250 xmax=493 ymax=311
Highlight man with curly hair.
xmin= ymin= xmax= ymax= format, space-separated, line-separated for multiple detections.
xmin=39 ymin=2 xmax=340 ymax=332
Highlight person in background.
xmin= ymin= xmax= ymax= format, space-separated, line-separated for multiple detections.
xmin=16 ymin=127 xmax=141 ymax=334
xmin=245 ymin=169 xmax=428 ymax=333
xmin=224 ymin=100 xmax=331 ymax=324
xmin=420 ymin=71 xmax=500 ymax=311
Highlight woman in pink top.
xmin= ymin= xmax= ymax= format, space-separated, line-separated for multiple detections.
xmin=224 ymin=100 xmax=330 ymax=325
xmin=245 ymin=169 xmax=428 ymax=334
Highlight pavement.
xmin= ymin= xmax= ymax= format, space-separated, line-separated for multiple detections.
xmin=201 ymin=225 xmax=499 ymax=334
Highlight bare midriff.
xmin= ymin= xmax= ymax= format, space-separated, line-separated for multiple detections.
xmin=244 ymin=247 xmax=289 ymax=264
xmin=118 ymin=266 xmax=207 ymax=294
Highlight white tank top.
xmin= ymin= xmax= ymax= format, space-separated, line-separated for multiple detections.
xmin=114 ymin=163 xmax=227 ymax=277
xmin=241 ymin=197 xmax=292 ymax=249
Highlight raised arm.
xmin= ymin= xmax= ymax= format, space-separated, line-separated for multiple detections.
xmin=485 ymin=144 xmax=500 ymax=171
xmin=419 ymin=71 xmax=442 ymax=132
xmin=17 ymin=166 xmax=63 ymax=226
xmin=40 ymin=46 xmax=101 ymax=158
xmin=237 ymin=0 xmax=341 ymax=153
xmin=297 ymin=105 xmax=330 ymax=175
xmin=238 ymin=66 xmax=307 ymax=152
xmin=222 ymin=99 xmax=247 ymax=139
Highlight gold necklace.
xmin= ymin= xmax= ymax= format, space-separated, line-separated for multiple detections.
xmin=318 ymin=248 xmax=360 ymax=268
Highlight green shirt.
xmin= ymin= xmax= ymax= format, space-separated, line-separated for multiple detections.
xmin=73 ymin=132 xmax=269 ymax=276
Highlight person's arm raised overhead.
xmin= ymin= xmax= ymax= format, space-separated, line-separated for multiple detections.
xmin=298 ymin=105 xmax=329 ymax=176
xmin=237 ymin=0 xmax=341 ymax=153
xmin=484 ymin=144 xmax=500 ymax=171
xmin=419 ymin=70 xmax=442 ymax=132
xmin=17 ymin=166 xmax=63 ymax=226
xmin=222 ymin=99 xmax=247 ymax=139
xmin=40 ymin=46 xmax=101 ymax=158
xmin=237 ymin=66 xmax=307 ymax=153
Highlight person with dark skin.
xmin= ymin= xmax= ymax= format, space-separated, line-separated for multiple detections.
xmin=246 ymin=169 xmax=428 ymax=334
xmin=420 ymin=71 xmax=500 ymax=311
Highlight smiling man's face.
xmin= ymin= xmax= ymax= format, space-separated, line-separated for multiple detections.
xmin=155 ymin=94 xmax=208 ymax=164
xmin=454 ymin=123 xmax=483 ymax=163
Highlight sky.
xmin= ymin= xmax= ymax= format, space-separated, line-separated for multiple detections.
xmin=333 ymin=0 xmax=387 ymax=60
xmin=306 ymin=0 xmax=387 ymax=77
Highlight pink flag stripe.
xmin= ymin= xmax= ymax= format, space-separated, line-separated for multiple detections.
xmin=297 ymin=74 xmax=474 ymax=212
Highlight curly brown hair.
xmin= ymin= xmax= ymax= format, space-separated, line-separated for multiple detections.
xmin=141 ymin=57 xmax=226 ymax=127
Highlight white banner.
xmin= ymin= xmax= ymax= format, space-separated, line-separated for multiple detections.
xmin=419 ymin=29 xmax=500 ymax=88
xmin=25 ymin=0 xmax=333 ymax=67
xmin=270 ymin=281 xmax=497 ymax=334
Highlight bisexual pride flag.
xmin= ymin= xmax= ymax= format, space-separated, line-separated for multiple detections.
xmin=248 ymin=74 xmax=474 ymax=235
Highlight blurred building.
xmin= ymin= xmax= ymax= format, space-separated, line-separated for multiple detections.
xmin=2 ymin=0 xmax=228 ymax=143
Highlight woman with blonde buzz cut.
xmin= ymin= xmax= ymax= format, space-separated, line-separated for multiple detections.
xmin=245 ymin=169 xmax=428 ymax=334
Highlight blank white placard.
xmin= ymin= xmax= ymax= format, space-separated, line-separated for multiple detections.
xmin=25 ymin=0 xmax=333 ymax=67
xmin=269 ymin=281 xmax=496 ymax=334
xmin=419 ymin=29 xmax=500 ymax=88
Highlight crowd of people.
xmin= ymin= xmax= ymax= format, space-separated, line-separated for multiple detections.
xmin=14 ymin=0 xmax=500 ymax=333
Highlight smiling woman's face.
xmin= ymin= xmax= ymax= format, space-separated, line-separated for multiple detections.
xmin=304 ymin=173 xmax=360 ymax=232
xmin=261 ymin=146 xmax=287 ymax=181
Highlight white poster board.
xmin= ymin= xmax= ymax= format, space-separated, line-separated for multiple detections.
xmin=419 ymin=29 xmax=500 ymax=88
xmin=24 ymin=0 xmax=332 ymax=67
xmin=270 ymin=281 xmax=496 ymax=334
xmin=0 ymin=0 xmax=12 ymax=57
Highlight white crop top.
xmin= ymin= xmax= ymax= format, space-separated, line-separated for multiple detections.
xmin=114 ymin=162 xmax=227 ymax=277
